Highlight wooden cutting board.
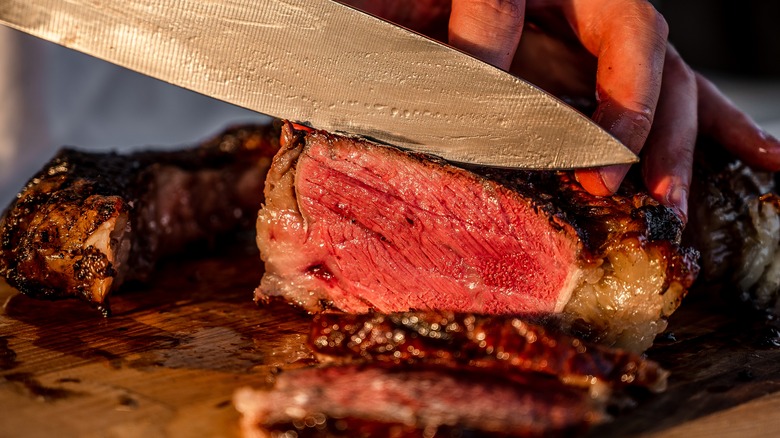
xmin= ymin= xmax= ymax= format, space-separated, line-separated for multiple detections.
xmin=2 ymin=239 xmax=780 ymax=437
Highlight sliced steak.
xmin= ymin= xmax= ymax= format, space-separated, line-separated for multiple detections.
xmin=0 ymin=124 xmax=280 ymax=314
xmin=234 ymin=364 xmax=605 ymax=438
xmin=685 ymin=142 xmax=780 ymax=315
xmin=310 ymin=311 xmax=668 ymax=392
xmin=257 ymin=122 xmax=699 ymax=352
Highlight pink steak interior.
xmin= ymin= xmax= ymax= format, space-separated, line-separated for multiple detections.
xmin=262 ymin=131 xmax=582 ymax=315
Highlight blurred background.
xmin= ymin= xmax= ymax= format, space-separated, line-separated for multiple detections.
xmin=657 ymin=0 xmax=780 ymax=136
xmin=1 ymin=0 xmax=779 ymax=207
xmin=657 ymin=1 xmax=780 ymax=78
xmin=0 ymin=29 xmax=264 ymax=207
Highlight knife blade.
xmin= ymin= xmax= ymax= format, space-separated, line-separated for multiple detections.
xmin=0 ymin=0 xmax=637 ymax=169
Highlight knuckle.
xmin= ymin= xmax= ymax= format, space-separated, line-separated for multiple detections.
xmin=635 ymin=1 xmax=669 ymax=39
xmin=470 ymin=0 xmax=525 ymax=21
xmin=619 ymin=1 xmax=669 ymax=43
xmin=648 ymin=5 xmax=669 ymax=40
xmin=665 ymin=53 xmax=696 ymax=85
xmin=630 ymin=106 xmax=655 ymax=137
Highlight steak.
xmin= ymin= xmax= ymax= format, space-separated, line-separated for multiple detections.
xmin=256 ymin=122 xmax=699 ymax=351
xmin=309 ymin=310 xmax=668 ymax=392
xmin=685 ymin=141 xmax=780 ymax=315
xmin=234 ymin=364 xmax=605 ymax=438
xmin=0 ymin=124 xmax=280 ymax=314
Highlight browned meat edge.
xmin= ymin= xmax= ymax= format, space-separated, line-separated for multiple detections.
xmin=0 ymin=123 xmax=280 ymax=314
xmin=310 ymin=310 xmax=668 ymax=392
xmin=234 ymin=363 xmax=605 ymax=438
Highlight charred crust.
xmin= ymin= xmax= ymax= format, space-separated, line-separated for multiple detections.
xmin=310 ymin=311 xmax=667 ymax=391
xmin=72 ymin=246 xmax=116 ymax=281
xmin=281 ymin=124 xmax=699 ymax=308
xmin=291 ymin=120 xmax=691 ymax=262
xmin=633 ymin=204 xmax=683 ymax=243
xmin=1 ymin=123 xmax=281 ymax=310
xmin=665 ymin=245 xmax=701 ymax=291
xmin=317 ymin=299 xmax=335 ymax=311
xmin=2 ymin=277 xmax=58 ymax=301
xmin=447 ymin=163 xmax=689 ymax=260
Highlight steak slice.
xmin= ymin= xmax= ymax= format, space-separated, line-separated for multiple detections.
xmin=309 ymin=311 xmax=668 ymax=392
xmin=0 ymin=124 xmax=280 ymax=314
xmin=256 ymin=122 xmax=699 ymax=352
xmin=682 ymin=140 xmax=780 ymax=315
xmin=234 ymin=364 xmax=605 ymax=438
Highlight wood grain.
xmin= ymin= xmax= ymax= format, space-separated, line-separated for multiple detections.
xmin=2 ymin=239 xmax=780 ymax=437
xmin=647 ymin=391 xmax=780 ymax=438
xmin=0 ymin=242 xmax=313 ymax=438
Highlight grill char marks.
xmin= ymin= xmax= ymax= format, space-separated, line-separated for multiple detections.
xmin=0 ymin=124 xmax=280 ymax=313
xmin=256 ymin=122 xmax=699 ymax=352
xmin=310 ymin=311 xmax=668 ymax=392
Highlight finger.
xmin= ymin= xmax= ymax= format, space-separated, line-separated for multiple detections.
xmin=697 ymin=73 xmax=780 ymax=171
xmin=509 ymin=23 xmax=597 ymax=101
xmin=340 ymin=0 xmax=452 ymax=39
xmin=641 ymin=46 xmax=697 ymax=223
xmin=572 ymin=0 xmax=668 ymax=195
xmin=449 ymin=0 xmax=526 ymax=70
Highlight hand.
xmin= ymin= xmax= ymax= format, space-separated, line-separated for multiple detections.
xmin=342 ymin=0 xmax=780 ymax=223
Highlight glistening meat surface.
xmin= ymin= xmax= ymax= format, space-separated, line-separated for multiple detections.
xmin=257 ymin=122 xmax=699 ymax=352
xmin=234 ymin=364 xmax=605 ymax=438
xmin=684 ymin=140 xmax=780 ymax=316
xmin=309 ymin=311 xmax=668 ymax=392
xmin=261 ymin=127 xmax=580 ymax=314
xmin=0 ymin=125 xmax=279 ymax=314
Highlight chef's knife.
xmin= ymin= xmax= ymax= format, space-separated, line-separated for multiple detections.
xmin=0 ymin=0 xmax=637 ymax=169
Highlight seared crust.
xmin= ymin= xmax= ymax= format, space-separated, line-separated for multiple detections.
xmin=258 ymin=123 xmax=699 ymax=351
xmin=1 ymin=151 xmax=134 ymax=309
xmin=0 ymin=124 xmax=280 ymax=313
xmin=310 ymin=311 xmax=668 ymax=392
xmin=481 ymin=167 xmax=697 ymax=265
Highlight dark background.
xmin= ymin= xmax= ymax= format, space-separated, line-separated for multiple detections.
xmin=656 ymin=0 xmax=780 ymax=78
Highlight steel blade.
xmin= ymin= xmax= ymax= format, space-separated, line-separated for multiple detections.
xmin=0 ymin=0 xmax=637 ymax=169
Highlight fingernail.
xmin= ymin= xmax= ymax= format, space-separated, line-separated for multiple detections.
xmin=759 ymin=129 xmax=780 ymax=148
xmin=598 ymin=164 xmax=630 ymax=193
xmin=666 ymin=185 xmax=689 ymax=223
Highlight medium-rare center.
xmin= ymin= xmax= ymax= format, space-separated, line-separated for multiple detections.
xmin=256 ymin=122 xmax=699 ymax=352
